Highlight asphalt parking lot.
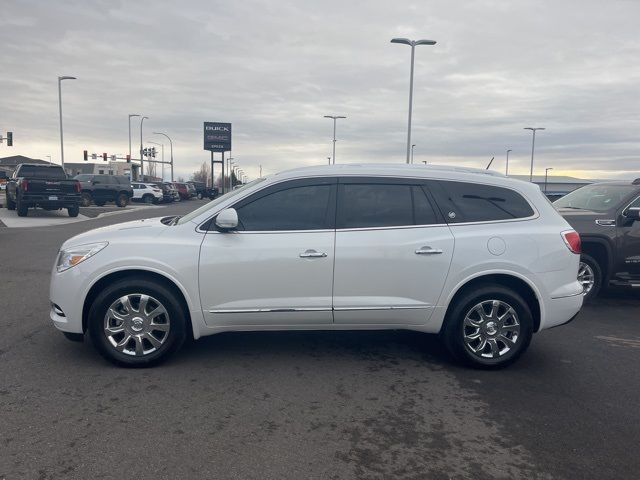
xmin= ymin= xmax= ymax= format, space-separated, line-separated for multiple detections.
xmin=0 ymin=200 xmax=638 ymax=479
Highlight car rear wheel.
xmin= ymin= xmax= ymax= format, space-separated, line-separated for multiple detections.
xmin=441 ymin=285 xmax=533 ymax=369
xmin=67 ymin=205 xmax=79 ymax=217
xmin=578 ymin=254 xmax=601 ymax=302
xmin=80 ymin=192 xmax=92 ymax=207
xmin=88 ymin=277 xmax=187 ymax=367
xmin=16 ymin=198 xmax=28 ymax=217
xmin=116 ymin=193 xmax=128 ymax=207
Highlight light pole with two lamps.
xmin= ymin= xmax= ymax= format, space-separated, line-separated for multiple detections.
xmin=324 ymin=115 xmax=346 ymax=164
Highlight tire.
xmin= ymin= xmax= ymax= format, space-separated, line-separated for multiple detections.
xmin=80 ymin=192 xmax=92 ymax=207
xmin=88 ymin=276 xmax=187 ymax=367
xmin=16 ymin=198 xmax=28 ymax=217
xmin=67 ymin=205 xmax=80 ymax=217
xmin=441 ymin=285 xmax=533 ymax=369
xmin=142 ymin=194 xmax=154 ymax=204
xmin=578 ymin=254 xmax=602 ymax=302
xmin=6 ymin=193 xmax=16 ymax=210
xmin=197 ymin=193 xmax=203 ymax=200
xmin=94 ymin=200 xmax=106 ymax=207
xmin=116 ymin=193 xmax=129 ymax=208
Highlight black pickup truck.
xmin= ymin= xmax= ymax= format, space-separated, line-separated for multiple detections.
xmin=5 ymin=163 xmax=81 ymax=217
xmin=555 ymin=179 xmax=640 ymax=300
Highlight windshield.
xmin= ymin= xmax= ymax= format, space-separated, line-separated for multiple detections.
xmin=176 ymin=177 xmax=267 ymax=225
xmin=554 ymin=184 xmax=637 ymax=212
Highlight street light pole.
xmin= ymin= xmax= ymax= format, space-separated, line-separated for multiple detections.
xmin=391 ymin=38 xmax=436 ymax=164
xmin=505 ymin=149 xmax=512 ymax=176
xmin=58 ymin=76 xmax=76 ymax=172
xmin=324 ymin=115 xmax=346 ymax=164
xmin=153 ymin=132 xmax=173 ymax=182
xmin=545 ymin=167 xmax=553 ymax=194
xmin=227 ymin=157 xmax=234 ymax=190
xmin=411 ymin=144 xmax=416 ymax=164
xmin=524 ymin=127 xmax=545 ymax=182
xmin=139 ymin=117 xmax=149 ymax=179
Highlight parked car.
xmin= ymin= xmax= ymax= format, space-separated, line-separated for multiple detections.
xmin=148 ymin=183 xmax=174 ymax=203
xmin=50 ymin=164 xmax=582 ymax=368
xmin=187 ymin=181 xmax=218 ymax=200
xmin=131 ymin=182 xmax=163 ymax=204
xmin=74 ymin=174 xmax=132 ymax=207
xmin=555 ymin=179 xmax=640 ymax=300
xmin=6 ymin=163 xmax=80 ymax=217
xmin=185 ymin=182 xmax=196 ymax=198
xmin=172 ymin=182 xmax=190 ymax=200
xmin=163 ymin=182 xmax=180 ymax=202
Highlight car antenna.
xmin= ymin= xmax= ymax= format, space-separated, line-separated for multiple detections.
xmin=485 ymin=157 xmax=495 ymax=170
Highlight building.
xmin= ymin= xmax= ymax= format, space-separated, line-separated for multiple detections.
xmin=0 ymin=155 xmax=51 ymax=177
xmin=64 ymin=161 xmax=140 ymax=179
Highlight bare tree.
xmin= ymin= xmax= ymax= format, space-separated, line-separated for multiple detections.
xmin=191 ymin=161 xmax=210 ymax=184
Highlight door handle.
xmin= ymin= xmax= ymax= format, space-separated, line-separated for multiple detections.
xmin=415 ymin=246 xmax=443 ymax=255
xmin=299 ymin=249 xmax=327 ymax=258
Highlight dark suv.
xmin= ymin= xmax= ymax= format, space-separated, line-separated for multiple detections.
xmin=555 ymin=179 xmax=640 ymax=300
xmin=74 ymin=174 xmax=133 ymax=207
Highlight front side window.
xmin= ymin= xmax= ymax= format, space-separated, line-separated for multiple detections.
xmin=235 ymin=184 xmax=333 ymax=231
xmin=430 ymin=181 xmax=535 ymax=223
xmin=337 ymin=183 xmax=438 ymax=228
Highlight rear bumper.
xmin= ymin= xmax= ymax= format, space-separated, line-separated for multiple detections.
xmin=540 ymin=291 xmax=583 ymax=330
xmin=20 ymin=193 xmax=80 ymax=207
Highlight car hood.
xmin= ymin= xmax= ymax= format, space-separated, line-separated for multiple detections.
xmin=61 ymin=217 xmax=169 ymax=249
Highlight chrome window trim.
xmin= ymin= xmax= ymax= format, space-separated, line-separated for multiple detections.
xmin=621 ymin=195 xmax=640 ymax=216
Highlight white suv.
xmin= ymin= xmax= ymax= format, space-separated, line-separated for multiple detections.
xmin=131 ymin=182 xmax=163 ymax=204
xmin=50 ymin=164 xmax=583 ymax=368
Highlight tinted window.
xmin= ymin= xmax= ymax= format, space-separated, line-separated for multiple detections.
xmin=74 ymin=174 xmax=92 ymax=182
xmin=236 ymin=185 xmax=333 ymax=231
xmin=338 ymin=184 xmax=415 ymax=228
xmin=413 ymin=186 xmax=438 ymax=225
xmin=430 ymin=181 xmax=534 ymax=223
xmin=17 ymin=165 xmax=66 ymax=179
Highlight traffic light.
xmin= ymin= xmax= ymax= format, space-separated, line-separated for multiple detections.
xmin=102 ymin=152 xmax=107 ymax=161
xmin=83 ymin=150 xmax=88 ymax=161
xmin=151 ymin=147 xmax=157 ymax=158
xmin=6 ymin=132 xmax=12 ymax=146
xmin=126 ymin=154 xmax=131 ymax=163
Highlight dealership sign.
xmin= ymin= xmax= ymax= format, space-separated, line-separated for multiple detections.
xmin=204 ymin=122 xmax=232 ymax=152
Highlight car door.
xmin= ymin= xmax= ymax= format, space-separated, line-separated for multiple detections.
xmin=92 ymin=176 xmax=109 ymax=201
xmin=617 ymin=195 xmax=640 ymax=282
xmin=332 ymin=178 xmax=454 ymax=325
xmin=199 ymin=177 xmax=337 ymax=326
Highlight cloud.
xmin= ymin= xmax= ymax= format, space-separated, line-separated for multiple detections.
xmin=1 ymin=0 xmax=639 ymax=181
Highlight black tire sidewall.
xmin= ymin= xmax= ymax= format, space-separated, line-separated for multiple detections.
xmin=68 ymin=205 xmax=79 ymax=217
xmin=116 ymin=193 xmax=128 ymax=207
xmin=16 ymin=198 xmax=28 ymax=216
xmin=580 ymin=254 xmax=602 ymax=302
xmin=88 ymin=278 xmax=187 ymax=367
xmin=443 ymin=285 xmax=533 ymax=369
xmin=81 ymin=192 xmax=92 ymax=207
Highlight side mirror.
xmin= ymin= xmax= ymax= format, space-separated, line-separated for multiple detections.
xmin=626 ymin=207 xmax=640 ymax=221
xmin=215 ymin=208 xmax=238 ymax=230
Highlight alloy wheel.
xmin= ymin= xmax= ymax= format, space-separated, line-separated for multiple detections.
xmin=463 ymin=300 xmax=520 ymax=359
xmin=578 ymin=261 xmax=595 ymax=296
xmin=103 ymin=294 xmax=170 ymax=356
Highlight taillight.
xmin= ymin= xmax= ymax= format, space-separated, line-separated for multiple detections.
xmin=21 ymin=179 xmax=28 ymax=192
xmin=74 ymin=181 xmax=81 ymax=193
xmin=561 ymin=230 xmax=581 ymax=254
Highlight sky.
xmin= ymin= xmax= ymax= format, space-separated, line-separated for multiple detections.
xmin=1 ymin=0 xmax=639 ymax=182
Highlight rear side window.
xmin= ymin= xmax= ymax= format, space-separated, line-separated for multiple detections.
xmin=17 ymin=165 xmax=66 ymax=179
xmin=337 ymin=183 xmax=439 ymax=228
xmin=236 ymin=184 xmax=334 ymax=231
xmin=429 ymin=181 xmax=534 ymax=223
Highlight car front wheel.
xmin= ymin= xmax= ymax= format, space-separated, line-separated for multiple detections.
xmin=441 ymin=285 xmax=533 ymax=369
xmin=88 ymin=277 xmax=187 ymax=367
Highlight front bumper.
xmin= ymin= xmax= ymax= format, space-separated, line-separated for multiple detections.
xmin=49 ymin=265 xmax=87 ymax=334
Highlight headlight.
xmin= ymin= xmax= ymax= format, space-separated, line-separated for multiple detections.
xmin=56 ymin=242 xmax=108 ymax=272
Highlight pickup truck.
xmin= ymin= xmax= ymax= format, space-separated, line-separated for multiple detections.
xmin=555 ymin=178 xmax=640 ymax=300
xmin=5 ymin=163 xmax=81 ymax=217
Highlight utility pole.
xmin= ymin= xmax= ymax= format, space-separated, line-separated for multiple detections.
xmin=506 ymin=149 xmax=512 ymax=176
xmin=58 ymin=75 xmax=76 ymax=172
xmin=139 ymin=116 xmax=149 ymax=180
xmin=545 ymin=167 xmax=553 ymax=193
xmin=524 ymin=127 xmax=545 ymax=182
